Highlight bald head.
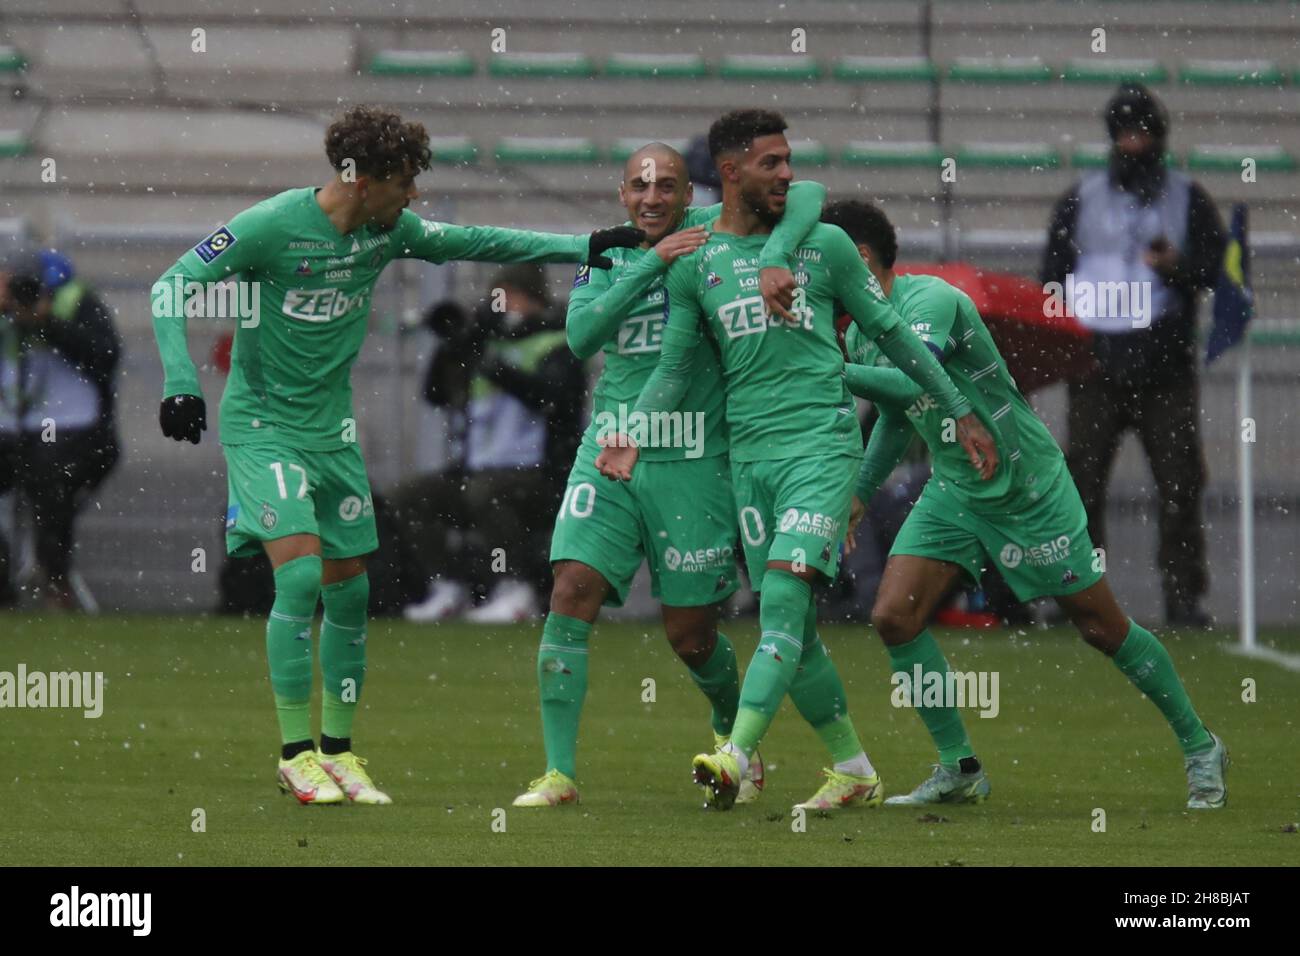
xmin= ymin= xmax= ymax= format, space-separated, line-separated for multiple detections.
xmin=618 ymin=142 xmax=694 ymax=244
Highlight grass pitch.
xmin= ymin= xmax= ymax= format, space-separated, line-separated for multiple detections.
xmin=2 ymin=613 xmax=1297 ymax=866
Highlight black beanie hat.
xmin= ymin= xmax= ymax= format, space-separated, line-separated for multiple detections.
xmin=1105 ymin=82 xmax=1169 ymax=143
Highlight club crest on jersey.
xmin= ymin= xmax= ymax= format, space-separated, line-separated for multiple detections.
xmin=295 ymin=258 xmax=313 ymax=275
xmin=573 ymin=265 xmax=591 ymax=288
xmin=194 ymin=226 xmax=236 ymax=263
xmin=705 ymin=272 xmax=722 ymax=289
xmin=260 ymin=504 xmax=279 ymax=531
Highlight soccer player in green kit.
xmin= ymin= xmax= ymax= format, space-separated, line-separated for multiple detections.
xmin=152 ymin=106 xmax=642 ymax=806
xmin=597 ymin=111 xmax=998 ymax=810
xmin=513 ymin=142 xmax=827 ymax=807
xmin=828 ymin=199 xmax=1228 ymax=809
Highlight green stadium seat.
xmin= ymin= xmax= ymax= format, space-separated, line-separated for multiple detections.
xmin=841 ymin=141 xmax=943 ymax=167
xmin=368 ymin=50 xmax=474 ymax=77
xmin=1070 ymin=144 xmax=1182 ymax=168
xmin=1179 ymin=59 xmax=1285 ymax=86
xmin=0 ymin=130 xmax=29 ymax=158
xmin=947 ymin=57 xmax=1052 ymax=84
xmin=957 ymin=142 xmax=1060 ymax=169
xmin=0 ymin=45 xmax=26 ymax=73
xmin=427 ymin=136 xmax=478 ymax=165
xmin=789 ymin=139 xmax=829 ymax=166
xmin=604 ymin=53 xmax=707 ymax=79
xmin=608 ymin=137 xmax=690 ymax=163
xmin=1060 ymin=57 xmax=1168 ymax=84
xmin=718 ymin=55 xmax=821 ymax=82
xmin=1187 ymin=144 xmax=1295 ymax=172
xmin=488 ymin=52 xmax=595 ymax=79
xmin=832 ymin=56 xmax=936 ymax=83
xmin=494 ymin=137 xmax=599 ymax=165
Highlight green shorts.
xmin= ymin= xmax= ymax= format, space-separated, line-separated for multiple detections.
xmin=890 ymin=466 xmax=1102 ymax=601
xmin=224 ymin=442 xmax=378 ymax=560
xmin=549 ymin=443 xmax=739 ymax=608
xmin=730 ymin=454 xmax=858 ymax=593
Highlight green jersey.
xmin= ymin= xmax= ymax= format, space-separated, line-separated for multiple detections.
xmin=153 ymin=186 xmax=591 ymax=451
xmin=635 ymin=222 xmax=972 ymax=463
xmin=565 ymin=182 xmax=825 ymax=463
xmin=846 ymin=272 xmax=1065 ymax=509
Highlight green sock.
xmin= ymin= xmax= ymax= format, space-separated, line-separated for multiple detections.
xmin=267 ymin=555 xmax=322 ymax=746
xmin=537 ymin=612 xmax=591 ymax=779
xmin=789 ymin=604 xmax=864 ymax=764
xmin=1113 ymin=620 xmax=1213 ymax=756
xmin=886 ymin=629 xmax=975 ymax=767
xmin=320 ymin=572 xmax=369 ymax=742
xmin=732 ymin=570 xmax=811 ymax=756
xmin=687 ymin=631 xmax=740 ymax=735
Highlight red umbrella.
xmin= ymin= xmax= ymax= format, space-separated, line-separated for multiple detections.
xmin=895 ymin=262 xmax=1093 ymax=394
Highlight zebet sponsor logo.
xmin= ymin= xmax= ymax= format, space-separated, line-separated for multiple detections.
xmin=151 ymin=277 xmax=261 ymax=328
xmin=717 ymin=295 xmax=813 ymax=337
xmin=663 ymin=544 xmax=734 ymax=573
xmin=891 ymin=665 xmax=1000 ymax=719
xmin=1000 ymin=535 xmax=1072 ymax=570
xmin=50 ymin=886 xmax=151 ymax=936
xmin=0 ymin=664 xmax=103 ymax=718
xmin=594 ymin=403 xmax=706 ymax=459
xmin=778 ymin=508 xmax=840 ymax=539
xmin=283 ymin=287 xmax=369 ymax=323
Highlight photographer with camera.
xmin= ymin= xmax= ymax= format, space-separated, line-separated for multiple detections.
xmin=0 ymin=248 xmax=121 ymax=609
xmin=394 ymin=264 xmax=585 ymax=623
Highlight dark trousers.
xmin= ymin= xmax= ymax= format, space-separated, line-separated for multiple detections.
xmin=387 ymin=466 xmax=558 ymax=600
xmin=1066 ymin=375 xmax=1208 ymax=613
xmin=0 ymin=425 xmax=120 ymax=597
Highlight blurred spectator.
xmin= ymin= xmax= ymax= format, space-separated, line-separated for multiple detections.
xmin=394 ymin=264 xmax=585 ymax=622
xmin=0 ymin=248 xmax=121 ymax=609
xmin=1042 ymin=83 xmax=1225 ymax=628
xmin=685 ymin=134 xmax=721 ymax=206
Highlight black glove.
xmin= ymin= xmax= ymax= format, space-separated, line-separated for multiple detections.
xmin=159 ymin=394 xmax=207 ymax=444
xmin=587 ymin=226 xmax=645 ymax=269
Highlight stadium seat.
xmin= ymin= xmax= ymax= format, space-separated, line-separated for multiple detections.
xmin=368 ymin=50 xmax=475 ymax=77
xmin=1187 ymin=144 xmax=1296 ymax=172
xmin=1178 ymin=59 xmax=1286 ymax=86
xmin=717 ymin=54 xmax=822 ymax=82
xmin=487 ymin=52 xmax=596 ymax=78
xmin=841 ymin=141 xmax=944 ymax=167
xmin=956 ymin=142 xmax=1061 ymax=169
xmin=1060 ymin=58 xmax=1169 ymax=85
xmin=831 ymin=56 xmax=937 ymax=82
xmin=0 ymin=130 xmax=29 ymax=158
xmin=494 ymin=137 xmax=600 ymax=165
xmin=608 ymin=137 xmax=690 ymax=163
xmin=789 ymin=139 xmax=829 ymax=166
xmin=603 ymin=53 xmax=707 ymax=79
xmin=946 ymin=56 xmax=1053 ymax=84
xmin=0 ymin=45 xmax=26 ymax=72
xmin=1071 ymin=144 xmax=1182 ymax=168
xmin=427 ymin=136 xmax=478 ymax=165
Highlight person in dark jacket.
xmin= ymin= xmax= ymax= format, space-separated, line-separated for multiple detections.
xmin=0 ymin=249 xmax=121 ymax=608
xmin=395 ymin=264 xmax=586 ymax=622
xmin=1041 ymin=84 xmax=1225 ymax=627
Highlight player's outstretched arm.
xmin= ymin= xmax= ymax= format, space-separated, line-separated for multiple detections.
xmin=566 ymin=226 xmax=708 ymax=359
xmin=757 ymin=180 xmax=827 ymax=320
xmin=844 ymin=363 xmax=925 ymax=408
xmin=394 ymin=213 xmax=642 ymax=267
xmin=151 ymin=204 xmax=273 ymax=444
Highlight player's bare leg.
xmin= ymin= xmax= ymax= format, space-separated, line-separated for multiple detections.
xmin=1054 ymin=578 xmax=1226 ymax=808
xmin=873 ymin=554 xmax=991 ymax=806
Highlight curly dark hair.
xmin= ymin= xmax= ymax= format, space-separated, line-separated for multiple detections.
xmin=822 ymin=199 xmax=898 ymax=269
xmin=707 ymin=108 xmax=788 ymax=160
xmin=324 ymin=105 xmax=432 ymax=179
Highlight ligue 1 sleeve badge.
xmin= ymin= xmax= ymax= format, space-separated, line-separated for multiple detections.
xmin=195 ymin=226 xmax=237 ymax=263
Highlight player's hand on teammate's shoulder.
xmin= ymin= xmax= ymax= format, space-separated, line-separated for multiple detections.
xmin=759 ymin=266 xmax=798 ymax=322
xmin=588 ymin=226 xmax=646 ymax=269
xmin=653 ymin=226 xmax=709 ymax=266
xmin=594 ymin=433 xmax=640 ymax=481
xmin=956 ymin=413 xmax=998 ymax=480
xmin=159 ymin=394 xmax=207 ymax=445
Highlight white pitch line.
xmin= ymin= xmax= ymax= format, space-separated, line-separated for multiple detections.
xmin=1223 ymin=643 xmax=1300 ymax=673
